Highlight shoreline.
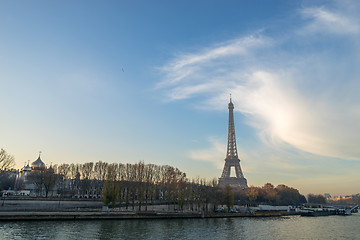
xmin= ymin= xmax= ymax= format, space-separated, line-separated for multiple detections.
xmin=0 ymin=210 xmax=288 ymax=221
xmin=0 ymin=199 xmax=296 ymax=221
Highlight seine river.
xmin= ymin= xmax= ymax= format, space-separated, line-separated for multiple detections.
xmin=0 ymin=214 xmax=359 ymax=240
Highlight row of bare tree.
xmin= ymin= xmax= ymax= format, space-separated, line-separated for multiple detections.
xmin=1 ymin=147 xmax=310 ymax=209
xmin=53 ymin=161 xmax=227 ymax=211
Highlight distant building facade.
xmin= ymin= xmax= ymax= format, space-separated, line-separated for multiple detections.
xmin=13 ymin=153 xmax=103 ymax=199
xmin=15 ymin=153 xmax=53 ymax=196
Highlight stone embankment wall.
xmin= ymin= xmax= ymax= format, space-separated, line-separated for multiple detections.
xmin=0 ymin=199 xmax=289 ymax=221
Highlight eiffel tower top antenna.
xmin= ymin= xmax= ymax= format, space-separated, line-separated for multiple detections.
xmin=226 ymin=94 xmax=238 ymax=159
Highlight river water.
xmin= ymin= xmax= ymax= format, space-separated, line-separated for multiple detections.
xmin=0 ymin=214 xmax=359 ymax=240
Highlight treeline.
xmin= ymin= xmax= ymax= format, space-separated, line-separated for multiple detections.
xmin=307 ymin=193 xmax=326 ymax=204
xmin=57 ymin=161 xmax=231 ymax=211
xmin=50 ymin=161 xmax=258 ymax=211
xmin=1 ymin=149 xmax=311 ymax=210
xmin=232 ymin=183 xmax=307 ymax=206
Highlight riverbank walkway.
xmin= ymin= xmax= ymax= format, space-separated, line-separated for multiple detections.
xmin=0 ymin=198 xmax=289 ymax=221
xmin=0 ymin=210 xmax=286 ymax=221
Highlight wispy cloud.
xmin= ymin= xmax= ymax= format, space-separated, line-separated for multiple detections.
xmin=189 ymin=137 xmax=225 ymax=169
xmin=157 ymin=33 xmax=272 ymax=99
xmin=157 ymin=1 xmax=360 ymax=162
xmin=300 ymin=6 xmax=360 ymax=35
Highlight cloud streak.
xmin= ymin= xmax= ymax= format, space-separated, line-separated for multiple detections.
xmin=158 ymin=1 xmax=360 ymax=162
xmin=188 ymin=138 xmax=226 ymax=170
xmin=157 ymin=33 xmax=272 ymax=95
xmin=300 ymin=6 xmax=360 ymax=35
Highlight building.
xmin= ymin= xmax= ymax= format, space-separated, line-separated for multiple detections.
xmin=15 ymin=152 xmax=56 ymax=197
xmin=218 ymin=96 xmax=248 ymax=189
xmin=15 ymin=153 xmax=103 ymax=199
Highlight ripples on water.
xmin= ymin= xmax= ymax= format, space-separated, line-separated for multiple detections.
xmin=0 ymin=214 xmax=359 ymax=240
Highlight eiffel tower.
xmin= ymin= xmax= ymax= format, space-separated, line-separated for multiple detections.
xmin=218 ymin=96 xmax=248 ymax=189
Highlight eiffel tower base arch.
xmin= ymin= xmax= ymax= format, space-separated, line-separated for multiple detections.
xmin=218 ymin=177 xmax=248 ymax=189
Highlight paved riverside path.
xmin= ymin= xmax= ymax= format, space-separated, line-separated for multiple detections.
xmin=0 ymin=199 xmax=286 ymax=220
xmin=0 ymin=211 xmax=203 ymax=220
xmin=0 ymin=210 xmax=284 ymax=221
xmin=0 ymin=199 xmax=104 ymax=211
xmin=0 ymin=199 xmax=186 ymax=212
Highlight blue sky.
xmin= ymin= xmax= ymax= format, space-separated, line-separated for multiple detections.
xmin=1 ymin=0 xmax=360 ymax=196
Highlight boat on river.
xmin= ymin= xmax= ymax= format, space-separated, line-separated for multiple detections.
xmin=336 ymin=205 xmax=359 ymax=216
xmin=300 ymin=208 xmax=337 ymax=217
xmin=300 ymin=204 xmax=359 ymax=217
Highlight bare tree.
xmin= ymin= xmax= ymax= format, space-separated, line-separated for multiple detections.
xmin=144 ymin=164 xmax=155 ymax=211
xmin=27 ymin=170 xmax=45 ymax=196
xmin=94 ymin=161 xmax=108 ymax=182
xmin=28 ymin=167 xmax=57 ymax=197
xmin=136 ymin=161 xmax=145 ymax=211
xmin=69 ymin=163 xmax=79 ymax=179
xmin=0 ymin=171 xmax=16 ymax=190
xmin=102 ymin=164 xmax=118 ymax=206
xmin=43 ymin=167 xmax=57 ymax=197
xmin=0 ymin=148 xmax=15 ymax=170
xmin=117 ymin=163 xmax=125 ymax=181
xmin=130 ymin=164 xmax=138 ymax=210
xmin=57 ymin=164 xmax=70 ymax=179
xmin=55 ymin=164 xmax=70 ymax=197
xmin=307 ymin=194 xmax=326 ymax=204
xmin=123 ymin=163 xmax=133 ymax=209
xmin=81 ymin=162 xmax=94 ymax=180
xmin=223 ymin=185 xmax=234 ymax=211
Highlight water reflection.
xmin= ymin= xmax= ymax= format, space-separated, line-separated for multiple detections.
xmin=1 ymin=215 xmax=360 ymax=240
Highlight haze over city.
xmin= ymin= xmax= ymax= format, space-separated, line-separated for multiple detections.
xmin=1 ymin=0 xmax=360 ymax=196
